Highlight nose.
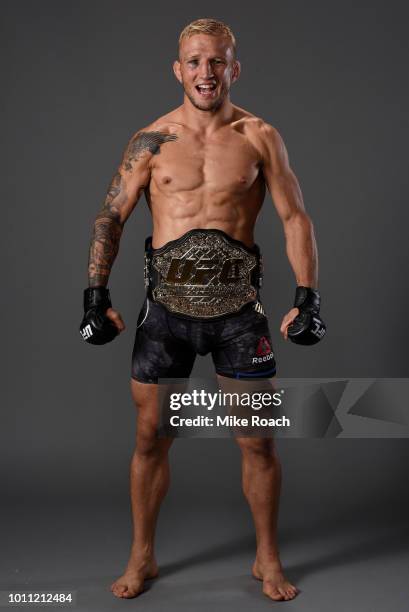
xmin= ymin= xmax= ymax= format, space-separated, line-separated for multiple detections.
xmin=198 ymin=60 xmax=214 ymax=79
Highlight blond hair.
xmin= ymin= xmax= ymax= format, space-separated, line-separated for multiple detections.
xmin=179 ymin=18 xmax=237 ymax=58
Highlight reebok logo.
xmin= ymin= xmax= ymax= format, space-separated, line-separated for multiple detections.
xmin=256 ymin=336 xmax=271 ymax=356
xmin=253 ymin=336 xmax=274 ymax=364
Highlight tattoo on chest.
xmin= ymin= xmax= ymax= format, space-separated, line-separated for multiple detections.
xmin=124 ymin=131 xmax=178 ymax=171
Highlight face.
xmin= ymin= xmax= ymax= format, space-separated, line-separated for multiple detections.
xmin=174 ymin=34 xmax=240 ymax=112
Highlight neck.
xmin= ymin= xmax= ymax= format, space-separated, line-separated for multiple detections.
xmin=181 ymin=94 xmax=235 ymax=132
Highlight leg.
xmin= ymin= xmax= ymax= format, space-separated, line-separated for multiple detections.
xmin=111 ymin=380 xmax=173 ymax=598
xmin=236 ymin=435 xmax=298 ymax=601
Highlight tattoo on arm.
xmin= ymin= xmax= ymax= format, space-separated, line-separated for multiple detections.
xmin=88 ymin=172 xmax=124 ymax=287
xmin=88 ymin=131 xmax=177 ymax=287
xmin=123 ymin=131 xmax=178 ymax=171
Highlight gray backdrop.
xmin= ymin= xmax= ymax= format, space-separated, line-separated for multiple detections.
xmin=1 ymin=1 xmax=408 ymax=611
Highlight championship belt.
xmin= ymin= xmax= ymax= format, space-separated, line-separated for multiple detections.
xmin=145 ymin=229 xmax=262 ymax=319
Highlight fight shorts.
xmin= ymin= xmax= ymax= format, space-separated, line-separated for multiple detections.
xmin=131 ymin=229 xmax=276 ymax=382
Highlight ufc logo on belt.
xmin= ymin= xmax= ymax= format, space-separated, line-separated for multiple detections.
xmin=165 ymin=258 xmax=244 ymax=285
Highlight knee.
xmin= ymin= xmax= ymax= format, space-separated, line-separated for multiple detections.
xmin=134 ymin=422 xmax=171 ymax=460
xmin=130 ymin=380 xmax=173 ymax=460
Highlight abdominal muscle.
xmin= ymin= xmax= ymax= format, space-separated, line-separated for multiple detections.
xmin=148 ymin=179 xmax=266 ymax=249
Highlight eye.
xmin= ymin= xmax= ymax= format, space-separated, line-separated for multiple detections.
xmin=188 ymin=60 xmax=198 ymax=66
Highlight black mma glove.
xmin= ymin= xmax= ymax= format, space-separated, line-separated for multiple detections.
xmin=287 ymin=286 xmax=326 ymax=346
xmin=79 ymin=287 xmax=119 ymax=345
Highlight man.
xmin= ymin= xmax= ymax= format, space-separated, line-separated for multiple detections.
xmin=80 ymin=18 xmax=325 ymax=602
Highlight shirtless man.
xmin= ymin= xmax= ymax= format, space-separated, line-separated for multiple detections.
xmin=80 ymin=18 xmax=325 ymax=602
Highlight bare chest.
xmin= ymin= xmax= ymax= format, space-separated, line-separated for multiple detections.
xmin=150 ymin=130 xmax=261 ymax=195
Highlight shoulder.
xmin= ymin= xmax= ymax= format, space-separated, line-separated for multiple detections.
xmin=230 ymin=108 xmax=286 ymax=161
xmin=135 ymin=107 xmax=184 ymax=139
xmin=243 ymin=119 xmax=285 ymax=158
xmin=121 ymin=110 xmax=182 ymax=168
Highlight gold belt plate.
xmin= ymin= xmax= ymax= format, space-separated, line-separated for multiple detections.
xmin=151 ymin=232 xmax=258 ymax=318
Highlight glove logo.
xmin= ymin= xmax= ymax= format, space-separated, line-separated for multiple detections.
xmin=311 ymin=321 xmax=325 ymax=338
xmin=80 ymin=324 xmax=93 ymax=341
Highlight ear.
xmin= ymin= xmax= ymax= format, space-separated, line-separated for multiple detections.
xmin=173 ymin=60 xmax=182 ymax=84
xmin=231 ymin=60 xmax=241 ymax=84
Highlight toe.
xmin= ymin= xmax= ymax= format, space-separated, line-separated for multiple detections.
xmin=263 ymin=584 xmax=284 ymax=601
xmin=278 ymin=586 xmax=291 ymax=600
xmin=124 ymin=585 xmax=141 ymax=599
xmin=113 ymin=584 xmax=127 ymax=598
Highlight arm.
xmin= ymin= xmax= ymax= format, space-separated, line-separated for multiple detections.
xmin=260 ymin=123 xmax=318 ymax=288
xmin=81 ymin=129 xmax=178 ymax=344
xmin=258 ymin=123 xmax=326 ymax=343
xmin=80 ymin=130 xmax=152 ymax=342
xmin=88 ymin=131 xmax=152 ymax=287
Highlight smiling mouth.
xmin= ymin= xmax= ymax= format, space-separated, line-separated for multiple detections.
xmin=196 ymin=83 xmax=217 ymax=97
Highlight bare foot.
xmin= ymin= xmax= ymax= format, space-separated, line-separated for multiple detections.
xmin=253 ymin=558 xmax=298 ymax=601
xmin=110 ymin=558 xmax=158 ymax=599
